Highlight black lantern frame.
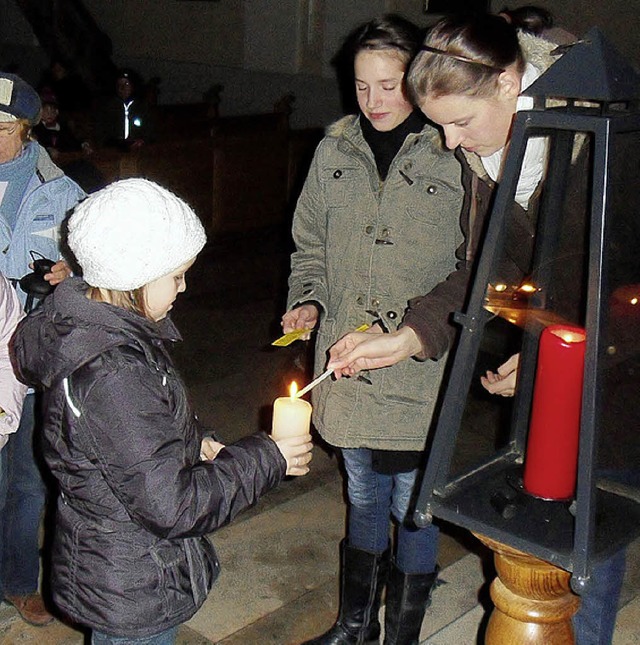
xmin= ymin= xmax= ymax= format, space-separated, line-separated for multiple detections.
xmin=415 ymin=29 xmax=640 ymax=593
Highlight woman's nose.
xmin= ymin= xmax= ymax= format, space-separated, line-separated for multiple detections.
xmin=366 ymin=90 xmax=382 ymax=109
xmin=443 ymin=126 xmax=462 ymax=150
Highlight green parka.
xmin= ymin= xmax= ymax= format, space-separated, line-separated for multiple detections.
xmin=287 ymin=115 xmax=463 ymax=450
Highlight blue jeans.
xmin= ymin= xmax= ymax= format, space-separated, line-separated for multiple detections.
xmin=0 ymin=394 xmax=47 ymax=596
xmin=341 ymin=448 xmax=438 ymax=574
xmin=573 ymin=549 xmax=626 ymax=645
xmin=92 ymin=626 xmax=178 ymax=644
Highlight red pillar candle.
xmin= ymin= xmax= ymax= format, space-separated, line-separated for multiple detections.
xmin=523 ymin=324 xmax=586 ymax=500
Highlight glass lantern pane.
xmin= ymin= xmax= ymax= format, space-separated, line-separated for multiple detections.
xmin=452 ymin=127 xmax=593 ymax=475
xmin=423 ymin=121 xmax=640 ymax=569
xmin=597 ymin=129 xmax=640 ymax=488
xmin=441 ymin=126 xmax=594 ymax=561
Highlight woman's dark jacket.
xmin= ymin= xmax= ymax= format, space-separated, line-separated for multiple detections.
xmin=11 ymin=278 xmax=286 ymax=637
xmin=403 ymin=142 xmax=589 ymax=355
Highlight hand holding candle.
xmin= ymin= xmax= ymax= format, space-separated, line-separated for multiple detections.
xmin=272 ymin=381 xmax=313 ymax=475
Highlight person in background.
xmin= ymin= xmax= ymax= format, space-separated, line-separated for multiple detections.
xmin=327 ymin=10 xmax=626 ymax=645
xmin=282 ymin=15 xmax=464 ymax=645
xmin=33 ymin=92 xmax=104 ymax=193
xmin=499 ymin=4 xmax=575 ymax=46
xmin=38 ymin=57 xmax=92 ymax=115
xmin=0 ymin=70 xmax=84 ymax=626
xmin=0 ymin=272 xmax=27 ymax=451
xmin=33 ymin=94 xmax=92 ymax=158
xmin=11 ymin=178 xmax=313 ymax=644
xmin=95 ymin=68 xmax=153 ymax=150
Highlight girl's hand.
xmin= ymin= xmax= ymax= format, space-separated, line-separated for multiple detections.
xmin=281 ymin=303 xmax=319 ymax=340
xmin=200 ymin=437 xmax=225 ymax=461
xmin=272 ymin=433 xmax=313 ymax=476
xmin=480 ymin=353 xmax=520 ymax=397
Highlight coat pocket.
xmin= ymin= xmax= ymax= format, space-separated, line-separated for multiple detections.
xmin=320 ymin=165 xmax=365 ymax=208
xmin=150 ymin=537 xmax=217 ymax=618
xmin=379 ymin=353 xmax=448 ymax=407
xmin=404 ymin=177 xmax=462 ymax=228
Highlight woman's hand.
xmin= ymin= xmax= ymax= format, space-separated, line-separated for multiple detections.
xmin=480 ymin=353 xmax=520 ymax=397
xmin=273 ymin=433 xmax=313 ymax=476
xmin=200 ymin=437 xmax=225 ymax=461
xmin=281 ymin=303 xmax=319 ymax=340
xmin=44 ymin=260 xmax=72 ymax=285
xmin=328 ymin=326 xmax=422 ymax=378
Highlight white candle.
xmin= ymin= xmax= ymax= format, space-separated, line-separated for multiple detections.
xmin=271 ymin=382 xmax=312 ymax=440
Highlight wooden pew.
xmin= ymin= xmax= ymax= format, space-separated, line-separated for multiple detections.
xmin=54 ymin=109 xmax=323 ymax=236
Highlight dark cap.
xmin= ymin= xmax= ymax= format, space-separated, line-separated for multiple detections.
xmin=0 ymin=73 xmax=41 ymax=124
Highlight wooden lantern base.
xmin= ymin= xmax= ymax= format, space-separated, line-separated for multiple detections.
xmin=475 ymin=533 xmax=580 ymax=644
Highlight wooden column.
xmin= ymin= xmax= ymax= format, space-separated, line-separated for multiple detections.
xmin=475 ymin=533 xmax=580 ymax=644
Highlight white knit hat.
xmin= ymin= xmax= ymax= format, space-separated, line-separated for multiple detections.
xmin=68 ymin=179 xmax=206 ymax=290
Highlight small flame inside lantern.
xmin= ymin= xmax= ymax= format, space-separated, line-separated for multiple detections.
xmin=518 ymin=282 xmax=537 ymax=294
xmin=551 ymin=328 xmax=586 ymax=344
xmin=289 ymin=381 xmax=299 ymax=399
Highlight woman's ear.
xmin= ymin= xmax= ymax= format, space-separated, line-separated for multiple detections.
xmin=497 ymin=68 xmax=522 ymax=101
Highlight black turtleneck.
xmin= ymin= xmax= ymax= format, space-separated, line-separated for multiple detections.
xmin=360 ymin=109 xmax=427 ymax=180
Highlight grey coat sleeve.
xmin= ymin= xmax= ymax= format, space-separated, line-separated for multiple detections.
xmin=286 ymin=144 xmax=329 ymax=314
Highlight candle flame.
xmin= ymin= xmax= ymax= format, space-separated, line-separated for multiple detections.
xmin=518 ymin=283 xmax=537 ymax=294
xmin=631 ymin=297 xmax=638 ymax=305
xmin=551 ymin=329 xmax=586 ymax=344
xmin=289 ymin=381 xmax=298 ymax=399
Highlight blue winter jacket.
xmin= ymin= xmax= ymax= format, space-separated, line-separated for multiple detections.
xmin=0 ymin=143 xmax=85 ymax=306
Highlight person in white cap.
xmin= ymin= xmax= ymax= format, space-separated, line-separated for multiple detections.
xmin=11 ymin=178 xmax=313 ymax=644
xmin=0 ymin=71 xmax=84 ymax=627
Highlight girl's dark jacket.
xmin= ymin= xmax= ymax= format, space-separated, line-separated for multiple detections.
xmin=11 ymin=278 xmax=286 ymax=637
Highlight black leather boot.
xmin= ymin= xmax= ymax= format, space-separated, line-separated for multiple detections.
xmin=383 ymin=560 xmax=438 ymax=645
xmin=302 ymin=540 xmax=390 ymax=645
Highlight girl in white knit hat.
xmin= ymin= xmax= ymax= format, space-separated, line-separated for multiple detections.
xmin=11 ymin=178 xmax=312 ymax=644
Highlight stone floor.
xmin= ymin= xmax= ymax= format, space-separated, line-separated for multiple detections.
xmin=0 ymin=226 xmax=638 ymax=644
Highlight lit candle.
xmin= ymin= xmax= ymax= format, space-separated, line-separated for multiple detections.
xmin=271 ymin=381 xmax=312 ymax=440
xmin=523 ymin=324 xmax=586 ymax=500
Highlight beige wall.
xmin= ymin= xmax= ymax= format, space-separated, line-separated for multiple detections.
xmin=3 ymin=0 xmax=639 ymax=126
xmin=83 ymin=0 xmax=244 ymax=65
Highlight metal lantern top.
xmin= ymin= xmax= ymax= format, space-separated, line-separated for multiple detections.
xmin=523 ymin=27 xmax=640 ymax=107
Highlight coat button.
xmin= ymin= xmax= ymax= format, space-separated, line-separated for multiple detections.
xmin=387 ymin=310 xmax=397 ymax=319
xmin=365 ymin=225 xmax=374 ymax=234
xmin=427 ymin=185 xmax=438 ymax=195
xmin=403 ymin=161 xmax=413 ymax=171
xmin=381 ymin=228 xmax=390 ymax=237
xmin=371 ymin=298 xmax=380 ymax=308
xmin=333 ymin=169 xmax=342 ymax=179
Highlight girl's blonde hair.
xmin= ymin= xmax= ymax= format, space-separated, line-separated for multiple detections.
xmin=407 ymin=13 xmax=527 ymax=102
xmin=86 ymin=286 xmax=151 ymax=319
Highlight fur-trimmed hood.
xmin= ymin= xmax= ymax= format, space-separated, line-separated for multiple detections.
xmin=324 ymin=113 xmax=446 ymax=152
